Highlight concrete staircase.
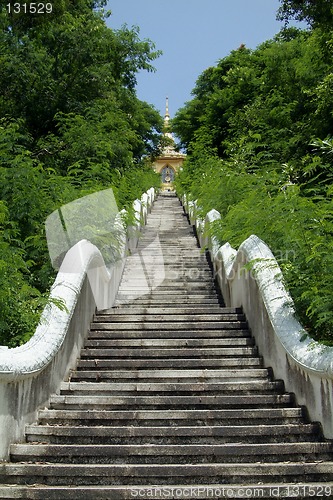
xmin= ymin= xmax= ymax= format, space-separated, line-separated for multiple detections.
xmin=0 ymin=193 xmax=333 ymax=499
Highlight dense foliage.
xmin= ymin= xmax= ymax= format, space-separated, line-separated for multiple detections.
xmin=277 ymin=0 xmax=333 ymax=28
xmin=173 ymin=2 xmax=333 ymax=344
xmin=0 ymin=0 xmax=162 ymax=346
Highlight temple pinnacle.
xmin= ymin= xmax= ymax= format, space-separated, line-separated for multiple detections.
xmin=164 ymin=96 xmax=170 ymax=126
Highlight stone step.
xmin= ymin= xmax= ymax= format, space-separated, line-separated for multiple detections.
xmin=117 ymin=286 xmax=214 ymax=293
xmin=118 ymin=285 xmax=216 ymax=293
xmin=49 ymin=393 xmax=293 ymax=410
xmin=119 ymin=264 xmax=210 ymax=271
xmin=10 ymin=442 xmax=333 ymax=465
xmin=60 ymin=379 xmax=281 ymax=393
xmin=128 ymin=238 xmax=200 ymax=243
xmin=67 ymin=368 xmax=268 ymax=381
xmin=69 ymin=373 xmax=271 ymax=383
xmin=75 ymin=357 xmax=262 ymax=370
xmin=120 ymin=274 xmax=213 ymax=281
xmin=117 ymin=286 xmax=216 ymax=293
xmin=114 ymin=296 xmax=220 ymax=304
xmin=93 ymin=313 xmax=246 ymax=323
xmin=119 ymin=281 xmax=214 ymax=289
xmin=1 ymin=463 xmax=333 ymax=486
xmin=89 ymin=321 xmax=249 ymax=331
xmin=119 ymin=274 xmax=213 ymax=281
xmin=138 ymin=242 xmax=200 ymax=246
xmin=122 ymin=260 xmax=209 ymax=267
xmin=25 ymin=423 xmax=322 ymax=445
xmin=126 ymin=241 xmax=201 ymax=244
xmin=123 ymin=246 xmax=204 ymax=251
xmin=114 ymin=295 xmax=220 ymax=303
xmin=87 ymin=329 xmax=251 ymax=339
xmin=120 ymin=274 xmax=213 ymax=282
xmin=124 ymin=270 xmax=213 ymax=287
xmin=70 ymin=365 xmax=267 ymax=378
xmin=154 ymin=245 xmax=206 ymax=250
xmin=115 ymin=293 xmax=219 ymax=302
xmin=128 ymin=252 xmax=203 ymax=255
xmin=130 ymin=250 xmax=204 ymax=255
xmin=114 ymin=302 xmax=222 ymax=309
xmin=97 ymin=307 xmax=241 ymax=315
xmin=36 ymin=407 xmax=306 ymax=427
xmin=114 ymin=295 xmax=221 ymax=303
xmin=83 ymin=338 xmax=254 ymax=348
xmin=137 ymin=232 xmax=197 ymax=237
xmin=121 ymin=269 xmax=210 ymax=277
xmin=79 ymin=347 xmax=258 ymax=358
xmin=119 ymin=263 xmax=211 ymax=272
xmin=1 ymin=483 xmax=333 ymax=499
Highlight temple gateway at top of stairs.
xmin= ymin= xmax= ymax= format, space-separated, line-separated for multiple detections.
xmin=151 ymin=97 xmax=186 ymax=191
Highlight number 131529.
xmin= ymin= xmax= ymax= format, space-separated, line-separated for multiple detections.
xmin=6 ymin=3 xmax=53 ymax=14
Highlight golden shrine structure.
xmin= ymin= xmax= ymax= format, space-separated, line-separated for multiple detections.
xmin=152 ymin=98 xmax=186 ymax=191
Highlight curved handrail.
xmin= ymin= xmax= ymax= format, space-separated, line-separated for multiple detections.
xmin=0 ymin=240 xmax=108 ymax=381
xmin=203 ymin=207 xmax=333 ymax=377
xmin=189 ymin=202 xmax=333 ymax=379
xmin=222 ymin=234 xmax=333 ymax=377
xmin=0 ymin=188 xmax=155 ymax=381
xmin=182 ymin=195 xmax=333 ymax=437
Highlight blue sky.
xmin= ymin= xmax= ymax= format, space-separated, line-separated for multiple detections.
xmin=106 ymin=1 xmax=287 ymax=118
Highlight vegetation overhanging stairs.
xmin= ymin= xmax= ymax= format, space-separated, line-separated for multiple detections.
xmin=0 ymin=193 xmax=333 ymax=499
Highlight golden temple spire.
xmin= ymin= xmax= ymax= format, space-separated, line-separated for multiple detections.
xmin=164 ymin=96 xmax=170 ymax=127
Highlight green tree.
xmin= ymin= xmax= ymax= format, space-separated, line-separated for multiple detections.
xmin=0 ymin=0 xmax=164 ymax=346
xmin=174 ymin=12 xmax=333 ymax=343
xmin=277 ymin=0 xmax=333 ymax=28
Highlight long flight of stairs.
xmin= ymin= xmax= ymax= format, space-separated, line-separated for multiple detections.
xmin=1 ymin=193 xmax=333 ymax=499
